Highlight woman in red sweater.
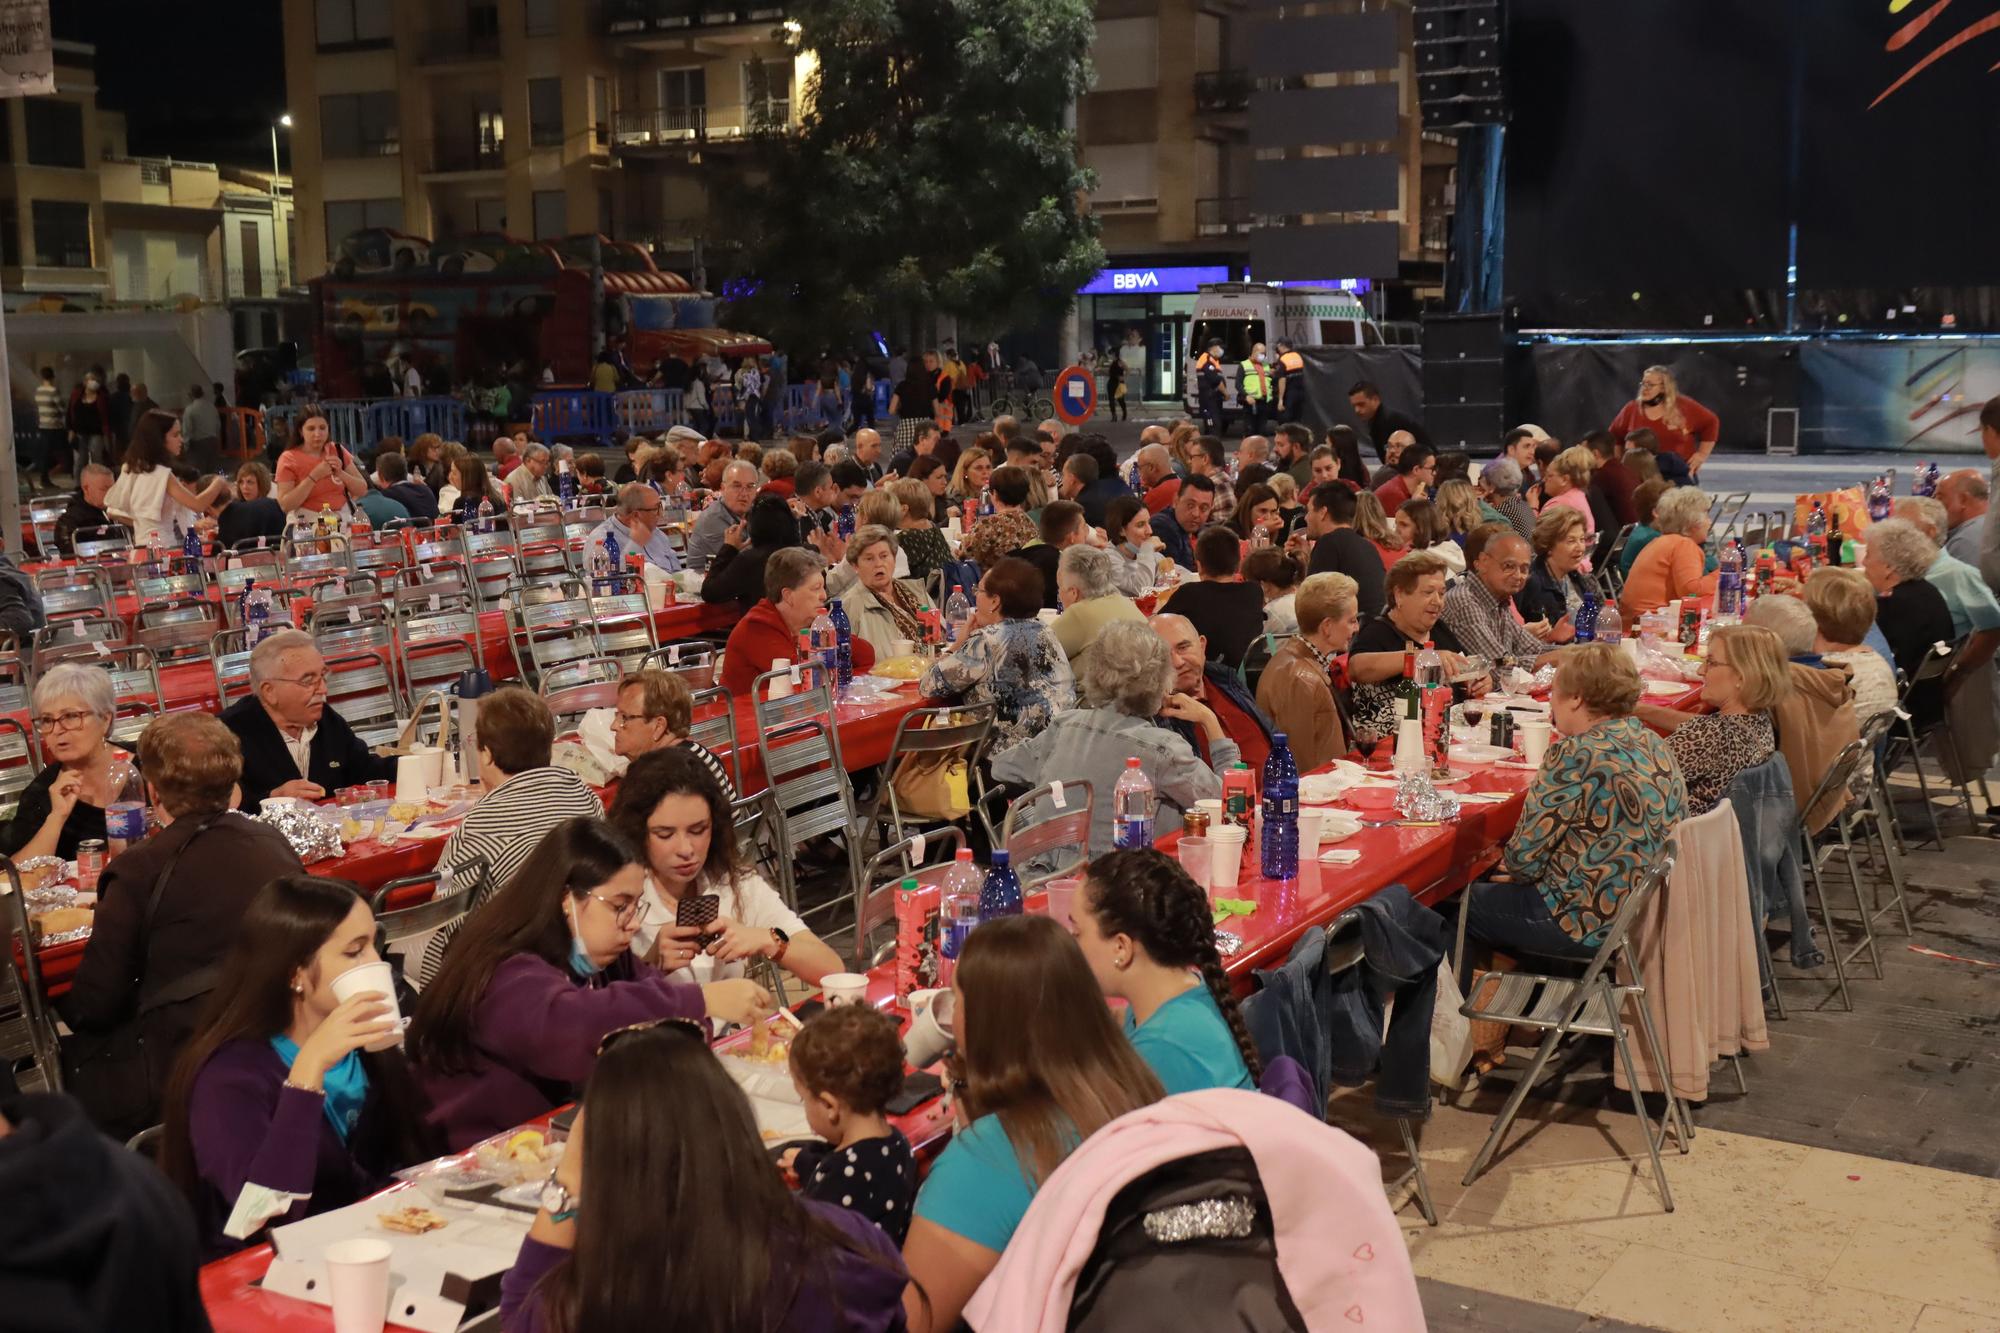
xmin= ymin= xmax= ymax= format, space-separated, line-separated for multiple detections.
xmin=1610 ymin=366 xmax=1719 ymax=474
xmin=719 ymin=546 xmax=876 ymax=695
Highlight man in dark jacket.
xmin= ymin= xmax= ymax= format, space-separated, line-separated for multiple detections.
xmin=220 ymin=629 xmax=395 ymax=807
xmin=373 ymin=450 xmax=439 ymax=520
xmin=60 ymin=712 xmax=303 ymax=1137
xmin=52 ymin=463 xmax=113 ymax=555
xmin=0 ymin=1091 xmax=213 ymax=1333
xmin=1347 ymin=380 xmax=1429 ymax=462
xmin=0 ymin=550 xmax=47 ymax=645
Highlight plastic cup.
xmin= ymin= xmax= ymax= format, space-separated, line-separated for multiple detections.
xmin=891 ymin=638 xmax=916 ymax=657
xmin=821 ymin=972 xmax=869 ymax=1006
xmin=1037 ymin=607 xmax=1059 ymax=626
xmin=1177 ymin=837 xmax=1211 ymax=890
xmin=1209 ymin=825 xmax=1246 ymax=890
xmin=768 ymin=659 xmax=795 ymax=699
xmin=1295 ymin=806 xmax=1322 ymax=847
xmin=1042 ymin=876 xmax=1080 ymax=929
xmin=329 ymin=960 xmax=404 ymax=1052
xmin=1519 ymin=720 xmax=1553 ymax=767
xmin=1195 ymin=798 xmax=1225 ymax=826
xmin=323 ymin=1237 xmax=393 ymax=1333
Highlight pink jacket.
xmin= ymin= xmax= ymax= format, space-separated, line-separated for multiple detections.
xmin=962 ymin=1089 xmax=1423 ymax=1331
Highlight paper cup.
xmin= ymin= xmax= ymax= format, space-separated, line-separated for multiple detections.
xmin=1042 ymin=876 xmax=1080 ymax=929
xmin=768 ymin=659 xmax=794 ymax=699
xmin=1037 ymin=607 xmax=1059 ymax=626
xmin=891 ymin=638 xmax=916 ymax=657
xmin=329 ymin=960 xmax=403 ymax=1052
xmin=1519 ymin=720 xmax=1553 ymax=767
xmin=1295 ymin=806 xmax=1323 ymax=847
xmin=323 ymin=1237 xmax=393 ymax=1333
xmin=1176 ymin=837 xmax=1211 ymax=890
xmin=1209 ymin=825 xmax=1246 ymax=890
xmin=1195 ymin=798 xmax=1224 ymax=826
xmin=821 ymin=972 xmax=869 ymax=1006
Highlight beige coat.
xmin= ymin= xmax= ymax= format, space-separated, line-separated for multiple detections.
xmin=1255 ymin=636 xmax=1348 ymax=773
xmin=1772 ymin=661 xmax=1858 ymax=834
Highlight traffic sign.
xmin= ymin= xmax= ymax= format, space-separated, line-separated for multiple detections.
xmin=1054 ymin=365 xmax=1098 ymax=425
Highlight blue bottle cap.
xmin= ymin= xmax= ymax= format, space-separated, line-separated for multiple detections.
xmin=991 ymin=850 xmax=1010 ymax=866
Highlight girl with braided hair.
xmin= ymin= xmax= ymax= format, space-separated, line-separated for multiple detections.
xmin=1071 ymin=847 xmax=1261 ymax=1094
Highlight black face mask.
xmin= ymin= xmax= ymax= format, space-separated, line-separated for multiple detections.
xmin=1641 ymin=393 xmax=1666 ymax=407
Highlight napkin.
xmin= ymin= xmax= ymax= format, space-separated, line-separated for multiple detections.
xmin=1319 ymin=849 xmax=1363 ymax=865
xmin=1212 ymin=898 xmax=1257 ymax=922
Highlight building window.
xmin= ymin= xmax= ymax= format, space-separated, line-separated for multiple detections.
xmin=529 ymin=78 xmax=564 ymax=147
xmin=321 ymin=92 xmax=400 ymax=159
xmin=590 ymin=77 xmax=610 ymax=149
xmin=1091 ymin=18 xmax=1159 ymax=93
xmin=533 ymin=189 xmax=566 ymax=240
xmin=316 ymin=0 xmax=393 ymax=48
xmin=0 ymin=103 xmax=10 ymax=163
xmin=31 ymin=201 xmax=93 ymax=267
xmin=524 ymin=0 xmax=559 ymax=36
xmin=744 ymin=59 xmax=791 ymax=127
xmin=325 ymin=197 xmax=404 ymax=260
xmin=24 ymin=99 xmax=85 ymax=169
xmin=659 ymin=68 xmax=706 ymax=121
xmin=0 ymin=203 xmax=19 ymax=267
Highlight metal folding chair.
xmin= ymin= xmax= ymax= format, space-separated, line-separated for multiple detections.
xmin=544 ymin=670 xmax=626 ymax=733
xmin=1000 ymin=779 xmax=1094 ymax=892
xmin=31 ymin=614 xmax=131 ymax=675
xmin=1795 ymin=734 xmax=1897 ymax=1012
xmin=688 ymin=684 xmax=741 ymax=792
xmin=399 ymin=534 xmax=471 ymax=594
xmin=1456 ymin=842 xmax=1689 ymax=1208
xmin=395 ymin=591 xmax=486 ymax=713
xmin=850 ymin=828 xmax=969 ymax=972
xmin=0 ymin=718 xmax=37 ymax=824
xmin=133 ymin=596 xmax=226 ymax=665
xmin=588 ymin=589 xmax=659 ymax=671
xmin=461 ymin=527 xmax=523 ymax=611
xmin=72 ymin=524 xmax=133 ymax=562
xmin=35 ymin=572 xmax=116 ymax=625
xmin=1322 ymin=907 xmax=1438 ymax=1225
xmin=642 ymin=640 xmax=719 ymax=689
xmin=370 ymin=855 xmax=493 ymax=992
xmin=1879 ymin=641 xmax=1974 ymax=846
xmin=508 ymin=581 xmax=603 ymax=686
xmin=1602 ymin=524 xmax=1635 ymax=592
xmin=752 ymin=663 xmax=862 ymax=922
xmin=323 ymin=650 xmax=406 ymax=748
xmin=864 ymin=703 xmax=996 ymax=854
xmin=1238 ymin=631 xmax=1289 ymax=695
xmin=0 ymin=858 xmax=63 ymax=1092
xmin=280 ymin=533 xmax=355 ymax=585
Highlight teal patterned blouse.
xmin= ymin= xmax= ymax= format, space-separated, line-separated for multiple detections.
xmin=1504 ymin=715 xmax=1688 ymax=945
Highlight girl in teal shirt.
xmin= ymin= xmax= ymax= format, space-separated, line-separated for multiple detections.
xmin=1071 ymin=848 xmax=1262 ymax=1095
xmin=905 ymin=914 xmax=1162 ymax=1332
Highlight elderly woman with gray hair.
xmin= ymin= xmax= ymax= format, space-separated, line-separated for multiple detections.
xmin=1050 ymin=543 xmax=1148 ymax=675
xmin=1 ymin=662 xmax=142 ymax=860
xmin=824 ymin=524 xmax=929 ymax=658
xmin=992 ymin=619 xmax=1235 ymax=855
xmin=1477 ymin=457 xmax=1537 ymax=541
xmin=1618 ymin=484 xmax=1721 ymax=618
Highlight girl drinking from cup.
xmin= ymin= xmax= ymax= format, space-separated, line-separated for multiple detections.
xmin=161 ymin=875 xmax=440 ymax=1254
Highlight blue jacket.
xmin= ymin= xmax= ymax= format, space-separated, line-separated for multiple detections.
xmin=1150 ymin=508 xmax=1196 ymax=571
xmin=1241 ymin=886 xmax=1445 ymax=1118
xmin=1726 ymin=753 xmax=1821 ymax=971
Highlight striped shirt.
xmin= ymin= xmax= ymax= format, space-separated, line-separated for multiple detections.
xmin=34 ymin=383 xmax=62 ymax=430
xmin=416 ymin=767 xmax=605 ymax=988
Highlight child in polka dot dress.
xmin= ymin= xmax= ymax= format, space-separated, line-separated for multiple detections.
xmin=785 ymin=1004 xmax=920 ymax=1245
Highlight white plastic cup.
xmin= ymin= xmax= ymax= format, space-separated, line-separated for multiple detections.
xmin=768 ymin=658 xmax=794 ymax=700
xmin=1042 ymin=876 xmax=1080 ymax=929
xmin=821 ymin=972 xmax=869 ymax=1006
xmin=1037 ymin=607 xmax=1059 ymax=626
xmin=891 ymin=638 xmax=916 ymax=657
xmin=323 ymin=1237 xmax=393 ymax=1333
xmin=1195 ymin=798 xmax=1224 ymax=825
xmin=1209 ymin=824 xmax=1247 ymax=890
xmin=329 ymin=960 xmax=404 ymax=1052
xmin=1295 ymin=806 xmax=1323 ymax=847
xmin=1519 ymin=719 xmax=1553 ymax=767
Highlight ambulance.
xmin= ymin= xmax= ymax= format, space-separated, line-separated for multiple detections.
xmin=1183 ymin=284 xmax=1381 ymax=417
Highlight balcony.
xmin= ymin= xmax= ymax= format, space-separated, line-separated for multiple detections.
xmin=1194 ymin=68 xmax=1252 ymax=114
xmin=424 ymin=137 xmax=507 ymax=175
xmin=603 ymin=0 xmax=790 ymax=45
xmin=611 ymin=104 xmax=788 ymax=152
xmin=1196 ymin=196 xmax=1253 ymax=238
xmin=420 ymin=27 xmax=502 ymax=64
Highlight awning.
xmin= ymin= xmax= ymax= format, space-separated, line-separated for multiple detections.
xmin=602 ymin=269 xmax=696 ymax=295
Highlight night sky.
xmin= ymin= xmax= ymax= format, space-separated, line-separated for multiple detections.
xmin=59 ymin=0 xmax=287 ymax=168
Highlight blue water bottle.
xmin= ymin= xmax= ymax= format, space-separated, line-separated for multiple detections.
xmin=1574 ymin=591 xmax=1600 ymax=643
xmin=182 ymin=521 xmax=203 ymax=568
xmin=828 ymin=597 xmax=854 ymax=692
xmin=1259 ymin=732 xmax=1300 ymax=881
xmin=602 ymin=530 xmax=622 ymax=592
xmin=978 ymin=850 xmax=1023 ymax=921
xmin=837 ymin=504 xmax=857 ymax=540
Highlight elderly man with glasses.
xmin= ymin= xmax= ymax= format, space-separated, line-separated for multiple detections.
xmin=588 ymin=482 xmax=684 ymax=576
xmin=220 ymin=628 xmax=396 ymax=807
xmin=1441 ymin=525 xmax=1570 ymax=671
xmin=686 ymin=459 xmax=761 ymax=571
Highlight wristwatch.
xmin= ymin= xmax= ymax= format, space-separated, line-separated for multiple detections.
xmin=769 ymin=927 xmax=791 ymax=964
xmin=539 ymin=1168 xmax=579 ymax=1223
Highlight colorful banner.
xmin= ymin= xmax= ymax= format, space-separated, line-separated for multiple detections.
xmin=1799 ymin=342 xmax=1999 ymax=455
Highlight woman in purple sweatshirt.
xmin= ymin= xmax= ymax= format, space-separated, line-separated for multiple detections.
xmin=500 ymin=1021 xmax=909 ymax=1333
xmin=407 ymin=818 xmax=775 ymax=1151
xmin=160 ymin=875 xmax=443 ymax=1255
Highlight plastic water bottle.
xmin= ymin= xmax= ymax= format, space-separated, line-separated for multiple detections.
xmin=943 ymin=583 xmax=971 ymax=645
xmin=1867 ymin=474 xmax=1892 ymax=522
xmin=1259 ymin=733 xmax=1300 ymax=880
xmin=938 ymin=851 xmax=982 ymax=985
xmin=828 ymin=597 xmax=854 ymax=692
xmin=242 ymin=580 xmax=275 ymax=645
xmin=601 ymin=530 xmax=622 ymax=591
xmin=182 ymin=522 xmax=202 ymax=565
xmin=1715 ymin=539 xmax=1744 ymax=620
xmin=809 ymin=605 xmax=838 ymax=677
xmin=1805 ymin=500 xmax=1828 ymax=557
xmin=1916 ymin=461 xmax=1939 ymax=497
xmin=1414 ymin=640 xmax=1450 ymax=772
xmin=978 ymin=484 xmax=994 ymax=518
xmin=1573 ymin=592 xmax=1600 ymax=643
xmin=978 ymin=849 xmax=1023 ymax=921
xmin=557 ymin=455 xmax=577 ymax=506
xmin=476 ymin=497 xmax=495 ymax=532
xmin=837 ymin=504 xmax=857 ymax=540
xmin=1596 ymin=600 xmax=1624 ymax=648
xmin=1112 ymin=758 xmax=1155 ymax=850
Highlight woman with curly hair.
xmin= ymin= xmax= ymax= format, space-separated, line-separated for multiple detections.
xmin=1069 ymin=847 xmax=1261 ymax=1094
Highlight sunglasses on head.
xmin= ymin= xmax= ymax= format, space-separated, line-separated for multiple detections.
xmin=595 ymin=1016 xmax=709 ymax=1058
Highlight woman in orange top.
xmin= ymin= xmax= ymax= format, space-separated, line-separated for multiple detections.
xmin=1353 ymin=490 xmax=1406 ymax=572
xmin=1619 ymin=485 xmax=1721 ymax=618
xmin=274 ymin=408 xmax=368 ymax=517
xmin=1609 ymin=365 xmax=1720 ymax=474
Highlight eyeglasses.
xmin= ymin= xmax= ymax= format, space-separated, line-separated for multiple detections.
xmin=611 ymin=709 xmax=660 ymax=729
xmin=583 ymin=889 xmax=647 ymax=930
xmin=596 ymin=1015 xmax=708 ymax=1057
xmin=270 ymin=672 xmax=327 ymax=692
xmin=33 ymin=709 xmax=101 ymax=733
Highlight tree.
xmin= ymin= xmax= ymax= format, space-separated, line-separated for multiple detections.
xmin=716 ymin=0 xmax=1103 ymax=355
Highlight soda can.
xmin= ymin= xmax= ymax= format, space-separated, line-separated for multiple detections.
xmin=1678 ymin=607 xmax=1702 ymax=648
xmin=76 ymin=839 xmax=106 ymax=889
xmin=105 ymin=801 xmax=148 ymax=844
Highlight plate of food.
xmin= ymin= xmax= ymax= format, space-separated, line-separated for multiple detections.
xmin=1448 ymin=743 xmax=1515 ymax=766
xmin=376 ymin=1204 xmax=450 ymax=1235
xmin=869 ymin=655 xmax=927 ymax=682
xmin=472 ymin=1128 xmax=564 ymax=1186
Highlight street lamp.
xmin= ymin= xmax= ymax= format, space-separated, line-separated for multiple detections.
xmin=271 ymin=113 xmax=292 ymax=184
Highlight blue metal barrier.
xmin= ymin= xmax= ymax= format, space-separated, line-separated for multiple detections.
xmin=613 ymin=389 xmax=687 ymax=436
xmin=364 ymin=398 xmax=468 ymax=451
xmin=709 ymin=384 xmax=741 ymax=436
xmin=777 ymin=384 xmax=810 ymax=434
xmin=532 ymin=391 xmax=619 ymax=444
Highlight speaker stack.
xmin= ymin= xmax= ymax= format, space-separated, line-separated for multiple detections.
xmin=1414 ymin=0 xmax=1505 ymax=130
xmin=1422 ymin=313 xmax=1508 ymax=453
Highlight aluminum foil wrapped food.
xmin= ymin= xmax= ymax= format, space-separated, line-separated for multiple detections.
xmin=1395 ymin=770 xmax=1462 ymax=823
xmin=259 ymin=803 xmax=346 ymax=864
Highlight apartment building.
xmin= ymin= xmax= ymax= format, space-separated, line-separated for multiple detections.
xmin=282 ymin=0 xmax=806 ymax=282
xmin=0 ymin=41 xmax=116 ymax=302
